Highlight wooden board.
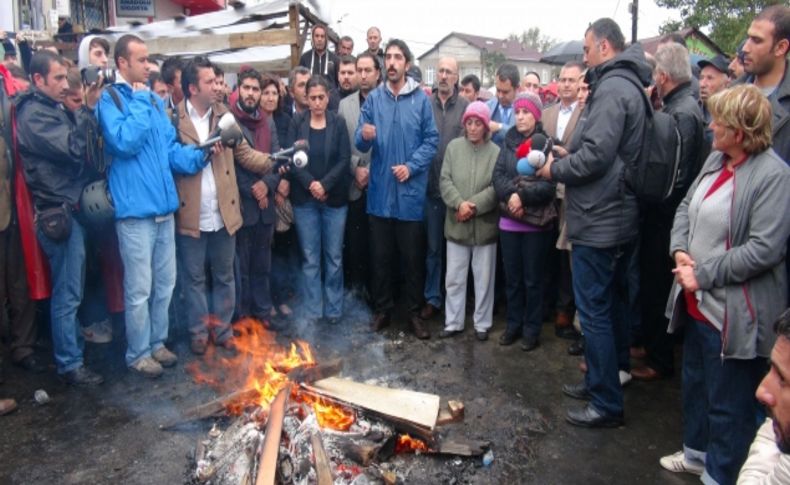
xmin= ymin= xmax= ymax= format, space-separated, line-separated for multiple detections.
xmin=306 ymin=377 xmax=441 ymax=430
xmin=145 ymin=29 xmax=299 ymax=56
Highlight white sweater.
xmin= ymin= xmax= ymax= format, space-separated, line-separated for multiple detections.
xmin=738 ymin=419 xmax=790 ymax=485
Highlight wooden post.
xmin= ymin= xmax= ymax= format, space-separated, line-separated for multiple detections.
xmin=255 ymin=385 xmax=290 ymax=485
xmin=288 ymin=3 xmax=300 ymax=68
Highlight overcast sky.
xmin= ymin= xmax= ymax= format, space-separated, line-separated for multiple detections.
xmin=312 ymin=0 xmax=683 ymax=60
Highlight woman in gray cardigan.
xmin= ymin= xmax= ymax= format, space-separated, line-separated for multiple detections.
xmin=660 ymin=85 xmax=790 ymax=485
xmin=438 ymin=102 xmax=500 ymax=341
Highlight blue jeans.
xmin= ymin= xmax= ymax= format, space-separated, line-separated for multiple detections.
xmin=682 ymin=319 xmax=765 ymax=485
xmin=178 ymin=229 xmax=236 ymax=344
xmin=293 ymin=201 xmax=347 ymax=319
xmin=116 ymin=215 xmax=176 ymax=366
xmin=500 ymin=230 xmax=552 ymax=339
xmin=572 ymin=242 xmax=634 ymax=417
xmin=37 ymin=219 xmax=86 ymax=373
xmin=423 ymin=197 xmax=445 ymax=308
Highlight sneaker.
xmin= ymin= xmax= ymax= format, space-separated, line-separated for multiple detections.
xmin=63 ymin=365 xmax=104 ymax=386
xmin=659 ymin=450 xmax=704 ymax=476
xmin=81 ymin=319 xmax=112 ymax=344
xmin=619 ymin=370 xmax=633 ymax=387
xmin=152 ymin=347 xmax=178 ymax=368
xmin=129 ymin=356 xmax=163 ymax=378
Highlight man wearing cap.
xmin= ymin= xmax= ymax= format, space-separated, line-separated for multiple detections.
xmin=697 ymin=54 xmax=730 ymax=144
xmin=299 ymin=24 xmax=338 ymax=89
xmin=420 ymin=57 xmax=468 ymax=322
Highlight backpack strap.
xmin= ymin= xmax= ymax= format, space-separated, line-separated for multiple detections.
xmin=599 ymin=72 xmax=654 ymax=119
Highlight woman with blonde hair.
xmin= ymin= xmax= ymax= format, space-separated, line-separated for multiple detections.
xmin=660 ymin=84 xmax=790 ymax=485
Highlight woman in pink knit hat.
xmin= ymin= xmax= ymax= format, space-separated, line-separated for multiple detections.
xmin=438 ymin=102 xmax=501 ymax=341
xmin=492 ymin=91 xmax=557 ymax=351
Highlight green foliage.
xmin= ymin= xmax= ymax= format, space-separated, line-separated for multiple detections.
xmin=508 ymin=27 xmax=557 ymax=53
xmin=655 ymin=0 xmax=784 ymax=53
xmin=481 ymin=50 xmax=507 ymax=86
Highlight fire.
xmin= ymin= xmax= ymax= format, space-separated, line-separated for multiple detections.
xmin=301 ymin=394 xmax=355 ymax=431
xmin=395 ymin=434 xmax=429 ymax=454
xmin=186 ymin=318 xmax=316 ymax=413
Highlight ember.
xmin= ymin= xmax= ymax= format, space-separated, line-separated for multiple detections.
xmin=395 ymin=433 xmax=429 ymax=454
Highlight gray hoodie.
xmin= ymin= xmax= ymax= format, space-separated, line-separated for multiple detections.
xmin=550 ymin=43 xmax=653 ymax=248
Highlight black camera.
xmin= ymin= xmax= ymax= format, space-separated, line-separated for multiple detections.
xmin=81 ymin=66 xmax=116 ymax=85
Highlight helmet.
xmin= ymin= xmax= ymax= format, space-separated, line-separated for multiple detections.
xmin=79 ymin=179 xmax=115 ymax=225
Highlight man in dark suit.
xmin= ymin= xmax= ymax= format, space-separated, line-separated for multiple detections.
xmin=541 ymin=60 xmax=584 ymax=340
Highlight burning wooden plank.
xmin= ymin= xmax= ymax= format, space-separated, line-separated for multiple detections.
xmin=162 ymin=359 xmax=343 ymax=430
xmin=310 ymin=432 xmax=333 ymax=485
xmin=255 ymin=385 xmax=289 ymax=485
xmin=305 ymin=377 xmax=441 ymax=430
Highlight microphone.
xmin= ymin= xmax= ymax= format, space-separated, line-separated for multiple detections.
xmin=198 ymin=112 xmax=242 ymax=149
xmin=271 ymin=139 xmax=309 ymax=160
xmin=526 ymin=133 xmax=553 ymax=169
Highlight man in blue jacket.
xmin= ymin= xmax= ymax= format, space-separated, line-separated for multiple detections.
xmin=355 ymin=39 xmax=439 ymax=339
xmin=98 ymin=35 xmax=212 ymax=378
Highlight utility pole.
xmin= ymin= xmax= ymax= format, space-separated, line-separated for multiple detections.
xmin=630 ymin=0 xmax=639 ymax=44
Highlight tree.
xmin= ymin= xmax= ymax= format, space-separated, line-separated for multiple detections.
xmin=655 ymin=0 xmax=784 ymax=53
xmin=481 ymin=50 xmax=506 ymax=86
xmin=508 ymin=27 xmax=557 ymax=53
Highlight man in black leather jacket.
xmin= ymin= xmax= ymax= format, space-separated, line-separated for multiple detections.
xmin=15 ymin=50 xmax=104 ymax=386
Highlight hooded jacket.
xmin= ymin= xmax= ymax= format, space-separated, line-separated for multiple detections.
xmin=355 ymin=77 xmax=439 ymax=221
xmin=550 ymin=43 xmax=651 ymax=248
xmin=77 ymin=34 xmax=100 ymax=69
xmin=98 ymin=80 xmax=207 ymax=220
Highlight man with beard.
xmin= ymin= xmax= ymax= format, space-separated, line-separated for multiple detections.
xmin=740 ymin=5 xmax=789 ymax=162
xmin=356 ymin=39 xmax=438 ymax=339
xmin=299 ymin=24 xmax=338 ymax=89
xmin=337 ymin=55 xmax=358 ymax=100
xmin=739 ymin=309 xmax=790 ymax=483
xmin=339 ymin=52 xmax=380 ymax=298
xmin=229 ymin=68 xmax=281 ymax=326
xmin=337 ymin=36 xmax=354 ymax=57
xmin=420 ymin=57 xmax=468 ymax=323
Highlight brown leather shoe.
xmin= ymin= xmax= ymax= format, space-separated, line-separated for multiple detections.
xmin=631 ymin=365 xmax=664 ymax=381
xmin=190 ymin=339 xmax=207 ymax=355
xmin=419 ymin=303 xmax=440 ymax=320
xmin=0 ymin=398 xmax=18 ymax=416
xmin=370 ymin=313 xmax=390 ymax=331
xmin=410 ymin=315 xmax=430 ymax=340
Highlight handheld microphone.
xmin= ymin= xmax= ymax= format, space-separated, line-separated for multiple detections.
xmin=198 ymin=113 xmax=242 ymax=149
xmin=271 ymin=139 xmax=309 ymax=160
xmin=526 ymin=133 xmax=553 ymax=169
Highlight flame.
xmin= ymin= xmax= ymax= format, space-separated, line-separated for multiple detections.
xmin=301 ymin=394 xmax=355 ymax=431
xmin=186 ymin=317 xmax=316 ymax=413
xmin=395 ymin=434 xmax=429 ymax=454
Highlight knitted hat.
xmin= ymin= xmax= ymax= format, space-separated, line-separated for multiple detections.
xmin=462 ymin=101 xmax=491 ymax=128
xmin=513 ymin=91 xmax=543 ymax=122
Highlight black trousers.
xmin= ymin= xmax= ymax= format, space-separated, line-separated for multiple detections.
xmin=639 ymin=207 xmax=676 ymax=376
xmin=236 ymin=221 xmax=274 ymax=320
xmin=368 ymin=215 xmax=425 ymax=315
xmin=343 ymin=194 xmax=370 ymax=294
xmin=0 ymin=224 xmax=36 ymax=362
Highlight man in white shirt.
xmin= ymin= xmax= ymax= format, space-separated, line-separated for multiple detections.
xmin=738 ymin=309 xmax=790 ymax=484
xmin=172 ymin=57 xmax=272 ymax=355
xmin=541 ymin=60 xmax=584 ymax=340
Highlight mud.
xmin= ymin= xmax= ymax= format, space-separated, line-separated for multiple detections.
xmin=0 ymin=303 xmax=695 ymax=484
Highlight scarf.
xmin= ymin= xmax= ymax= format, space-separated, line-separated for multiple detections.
xmin=228 ymin=89 xmax=272 ymax=153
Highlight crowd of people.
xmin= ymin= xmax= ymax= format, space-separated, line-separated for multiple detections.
xmin=0 ymin=6 xmax=789 ymax=484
